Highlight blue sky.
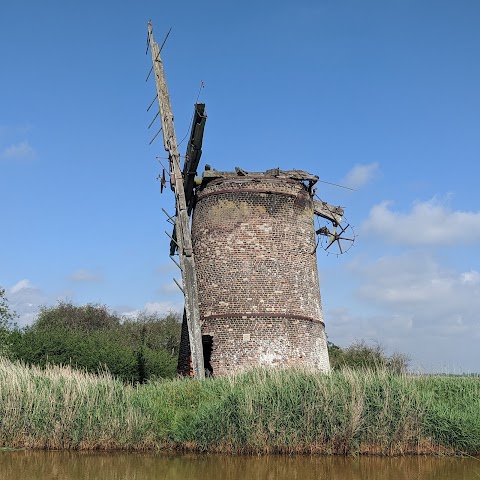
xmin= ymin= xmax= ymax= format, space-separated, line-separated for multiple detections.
xmin=1 ymin=0 xmax=479 ymax=372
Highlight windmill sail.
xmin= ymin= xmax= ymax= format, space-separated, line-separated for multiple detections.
xmin=147 ymin=21 xmax=205 ymax=379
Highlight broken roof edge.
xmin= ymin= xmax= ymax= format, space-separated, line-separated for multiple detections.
xmin=200 ymin=166 xmax=320 ymax=185
xmin=197 ymin=165 xmax=345 ymax=224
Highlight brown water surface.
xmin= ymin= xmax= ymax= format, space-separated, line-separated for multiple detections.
xmin=0 ymin=451 xmax=478 ymax=480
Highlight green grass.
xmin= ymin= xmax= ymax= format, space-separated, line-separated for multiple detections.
xmin=0 ymin=357 xmax=479 ymax=454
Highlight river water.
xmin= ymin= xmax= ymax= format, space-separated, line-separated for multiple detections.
xmin=0 ymin=451 xmax=478 ymax=480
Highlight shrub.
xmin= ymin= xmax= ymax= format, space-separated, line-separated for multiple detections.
xmin=10 ymin=303 xmax=180 ymax=383
xmin=328 ymin=340 xmax=409 ymax=373
xmin=0 ymin=287 xmax=17 ymax=358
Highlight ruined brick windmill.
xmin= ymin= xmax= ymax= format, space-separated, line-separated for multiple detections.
xmin=146 ymin=22 xmax=354 ymax=378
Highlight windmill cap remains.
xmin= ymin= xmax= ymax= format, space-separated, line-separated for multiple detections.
xmin=197 ymin=166 xmax=344 ymax=225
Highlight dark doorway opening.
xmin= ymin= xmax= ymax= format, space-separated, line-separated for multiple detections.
xmin=202 ymin=335 xmax=213 ymax=377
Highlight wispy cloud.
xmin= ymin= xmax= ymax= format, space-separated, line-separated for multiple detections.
xmin=460 ymin=270 xmax=480 ymax=285
xmin=144 ymin=301 xmax=183 ymax=315
xmin=0 ymin=125 xmax=32 ymax=141
xmin=0 ymin=141 xmax=37 ymax=161
xmin=342 ymin=162 xmax=379 ymax=189
xmin=7 ymin=279 xmax=47 ymax=326
xmin=362 ymin=197 xmax=480 ymax=246
xmin=69 ymin=269 xmax=103 ymax=282
xmin=10 ymin=279 xmax=35 ymax=294
xmin=119 ymin=300 xmax=183 ymax=319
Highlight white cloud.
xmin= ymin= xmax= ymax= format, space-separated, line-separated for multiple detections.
xmin=7 ymin=279 xmax=47 ymax=326
xmin=0 ymin=141 xmax=36 ymax=161
xmin=460 ymin=270 xmax=480 ymax=285
xmin=326 ymin=306 xmax=479 ymax=373
xmin=342 ymin=162 xmax=379 ymax=189
xmin=324 ymin=252 xmax=480 ymax=372
xmin=362 ymin=197 xmax=480 ymax=246
xmin=354 ymin=253 xmax=476 ymax=304
xmin=69 ymin=269 xmax=103 ymax=282
xmin=348 ymin=252 xmax=480 ymax=336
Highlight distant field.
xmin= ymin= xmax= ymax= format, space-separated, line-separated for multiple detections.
xmin=0 ymin=357 xmax=478 ymax=455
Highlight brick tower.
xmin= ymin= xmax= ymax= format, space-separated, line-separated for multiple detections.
xmin=177 ymin=168 xmax=341 ymax=376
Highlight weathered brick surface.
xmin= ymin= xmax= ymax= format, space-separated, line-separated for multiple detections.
xmin=178 ymin=175 xmax=330 ymax=376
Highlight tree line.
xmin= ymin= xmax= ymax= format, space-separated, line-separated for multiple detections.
xmin=0 ymin=287 xmax=408 ymax=381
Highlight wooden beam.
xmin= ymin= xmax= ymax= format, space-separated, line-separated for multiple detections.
xmin=148 ymin=21 xmax=205 ymax=379
xmin=313 ymin=200 xmax=344 ymax=225
xmin=201 ymin=168 xmax=319 ymax=184
xmin=183 ymin=103 xmax=206 ymax=213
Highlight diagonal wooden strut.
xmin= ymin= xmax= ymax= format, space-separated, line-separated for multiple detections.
xmin=147 ymin=21 xmax=205 ymax=379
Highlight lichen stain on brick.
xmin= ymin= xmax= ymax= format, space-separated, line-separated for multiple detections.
xmin=208 ymin=199 xmax=269 ymax=225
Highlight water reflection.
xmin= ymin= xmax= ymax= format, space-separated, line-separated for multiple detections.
xmin=0 ymin=451 xmax=478 ymax=480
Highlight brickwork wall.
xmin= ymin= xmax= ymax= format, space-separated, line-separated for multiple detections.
xmin=201 ymin=315 xmax=329 ymax=376
xmin=178 ymin=175 xmax=330 ymax=376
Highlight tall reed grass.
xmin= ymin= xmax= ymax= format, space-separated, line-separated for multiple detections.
xmin=0 ymin=358 xmax=159 ymax=449
xmin=1 ymin=357 xmax=479 ymax=454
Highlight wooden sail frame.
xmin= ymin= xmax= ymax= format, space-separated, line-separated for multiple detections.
xmin=147 ymin=21 xmax=205 ymax=379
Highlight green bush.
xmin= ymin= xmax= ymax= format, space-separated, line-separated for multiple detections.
xmin=32 ymin=301 xmax=120 ymax=332
xmin=0 ymin=287 xmax=17 ymax=358
xmin=6 ymin=298 xmax=411 ymax=382
xmin=9 ymin=303 xmax=180 ymax=383
xmin=328 ymin=340 xmax=409 ymax=373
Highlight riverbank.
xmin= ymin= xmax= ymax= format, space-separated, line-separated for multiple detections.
xmin=0 ymin=357 xmax=478 ymax=455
